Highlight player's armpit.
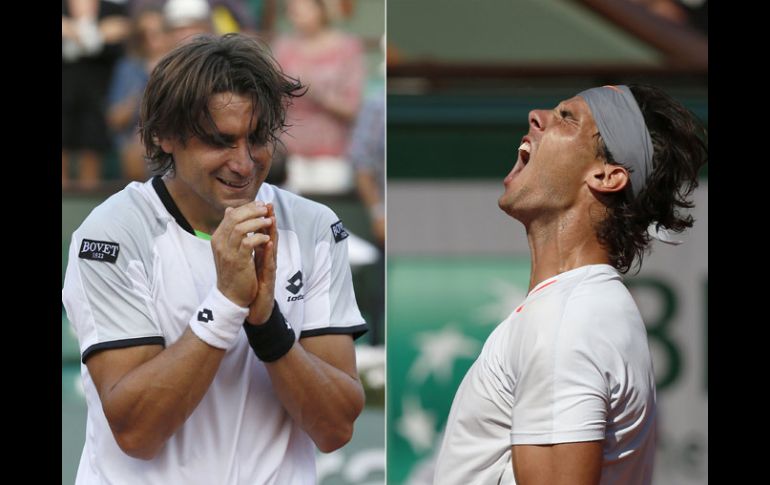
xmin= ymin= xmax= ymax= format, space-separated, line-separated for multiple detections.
xmin=511 ymin=441 xmax=603 ymax=485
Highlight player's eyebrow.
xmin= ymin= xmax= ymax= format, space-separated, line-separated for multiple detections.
xmin=217 ymin=133 xmax=237 ymax=143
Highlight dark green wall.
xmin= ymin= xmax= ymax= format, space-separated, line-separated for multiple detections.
xmin=388 ymin=92 xmax=708 ymax=179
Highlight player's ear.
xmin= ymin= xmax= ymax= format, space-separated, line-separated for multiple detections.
xmin=157 ymin=136 xmax=175 ymax=155
xmin=586 ymin=163 xmax=629 ymax=194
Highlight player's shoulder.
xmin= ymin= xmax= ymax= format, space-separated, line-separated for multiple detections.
xmin=75 ymin=181 xmax=167 ymax=244
xmin=567 ymin=264 xmax=635 ymax=312
xmin=260 ymin=183 xmax=340 ymax=228
xmin=561 ymin=265 xmax=644 ymax=340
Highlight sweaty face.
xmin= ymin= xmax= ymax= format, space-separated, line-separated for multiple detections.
xmin=161 ymin=92 xmax=273 ymax=232
xmin=498 ymin=95 xmax=600 ymax=222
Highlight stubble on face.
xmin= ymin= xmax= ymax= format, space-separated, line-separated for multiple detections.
xmin=498 ymin=96 xmax=600 ymax=225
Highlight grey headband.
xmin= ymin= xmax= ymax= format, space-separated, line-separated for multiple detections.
xmin=579 ymin=86 xmax=681 ymax=245
xmin=578 ymin=85 xmax=653 ymax=198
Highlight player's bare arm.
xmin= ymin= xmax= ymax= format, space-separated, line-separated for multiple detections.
xmin=246 ymin=205 xmax=365 ymax=452
xmin=511 ymin=441 xmax=603 ymax=485
xmin=85 ymin=202 xmax=273 ymax=460
xmin=265 ymin=334 xmax=365 ymax=452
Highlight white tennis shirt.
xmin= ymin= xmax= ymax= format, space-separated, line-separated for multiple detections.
xmin=434 ymin=264 xmax=656 ymax=485
xmin=62 ymin=178 xmax=366 ymax=485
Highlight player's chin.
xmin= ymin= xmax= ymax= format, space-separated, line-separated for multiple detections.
xmin=498 ymin=194 xmax=521 ymax=219
xmin=498 ymin=193 xmax=513 ymax=212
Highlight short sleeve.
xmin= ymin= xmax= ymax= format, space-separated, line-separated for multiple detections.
xmin=510 ymin=311 xmax=609 ymax=445
xmin=62 ymin=212 xmax=164 ymax=363
xmin=299 ymin=207 xmax=367 ymax=340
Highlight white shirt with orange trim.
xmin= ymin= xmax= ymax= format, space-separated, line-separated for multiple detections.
xmin=434 ymin=264 xmax=657 ymax=485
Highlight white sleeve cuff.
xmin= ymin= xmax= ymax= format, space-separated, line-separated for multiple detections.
xmin=189 ymin=287 xmax=249 ymax=350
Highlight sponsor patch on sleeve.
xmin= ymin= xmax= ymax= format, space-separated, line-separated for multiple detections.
xmin=330 ymin=220 xmax=349 ymax=243
xmin=78 ymin=239 xmax=120 ymax=263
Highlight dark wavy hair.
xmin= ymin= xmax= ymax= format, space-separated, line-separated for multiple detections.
xmin=594 ymin=84 xmax=708 ymax=274
xmin=139 ymin=33 xmax=305 ymax=175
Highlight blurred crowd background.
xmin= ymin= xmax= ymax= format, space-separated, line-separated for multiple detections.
xmin=62 ymin=1 xmax=384 ymax=484
xmin=386 ymin=1 xmax=706 ymax=484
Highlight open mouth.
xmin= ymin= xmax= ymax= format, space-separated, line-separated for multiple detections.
xmin=504 ymin=140 xmax=532 ymax=185
xmin=519 ymin=141 xmax=531 ymax=166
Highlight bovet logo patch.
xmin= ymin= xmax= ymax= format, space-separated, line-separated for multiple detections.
xmin=330 ymin=220 xmax=349 ymax=243
xmin=78 ymin=239 xmax=120 ymax=263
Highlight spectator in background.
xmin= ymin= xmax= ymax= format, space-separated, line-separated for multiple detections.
xmin=249 ymin=0 xmax=279 ymax=40
xmin=273 ymin=0 xmax=364 ymax=195
xmin=62 ymin=0 xmax=130 ymax=189
xmin=208 ymin=0 xmax=259 ymax=35
xmin=130 ymin=0 xmax=261 ymax=35
xmin=349 ymin=92 xmax=384 ymax=247
xmin=163 ymin=0 xmax=213 ymax=45
xmin=106 ymin=6 xmax=169 ymax=182
xmin=347 ymin=90 xmax=384 ymax=345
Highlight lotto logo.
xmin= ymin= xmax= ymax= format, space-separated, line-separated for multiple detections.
xmin=286 ymin=271 xmax=304 ymax=295
xmin=197 ymin=308 xmax=214 ymax=323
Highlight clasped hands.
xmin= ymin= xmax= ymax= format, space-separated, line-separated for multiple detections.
xmin=211 ymin=201 xmax=278 ymax=325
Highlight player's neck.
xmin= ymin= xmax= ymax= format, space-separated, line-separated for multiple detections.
xmin=162 ymin=175 xmax=222 ymax=235
xmin=524 ymin=213 xmax=610 ymax=292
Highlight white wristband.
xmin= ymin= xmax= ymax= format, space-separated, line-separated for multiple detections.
xmin=189 ymin=287 xmax=249 ymax=350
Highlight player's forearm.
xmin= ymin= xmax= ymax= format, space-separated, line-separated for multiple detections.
xmin=100 ymin=329 xmax=225 ymax=459
xmin=265 ymin=344 xmax=365 ymax=452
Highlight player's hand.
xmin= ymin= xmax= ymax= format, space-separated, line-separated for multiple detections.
xmin=247 ymin=203 xmax=278 ymax=325
xmin=211 ymin=201 xmax=273 ymax=308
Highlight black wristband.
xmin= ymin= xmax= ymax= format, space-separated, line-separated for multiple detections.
xmin=243 ymin=301 xmax=296 ymax=362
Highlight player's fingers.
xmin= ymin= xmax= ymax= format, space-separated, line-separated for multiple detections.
xmin=267 ymin=204 xmax=278 ymax=264
xmin=215 ymin=202 xmax=268 ymax=241
xmin=231 ymin=217 xmax=272 ymax=242
xmin=240 ymin=232 xmax=270 ymax=256
xmin=253 ymin=242 xmax=265 ymax=275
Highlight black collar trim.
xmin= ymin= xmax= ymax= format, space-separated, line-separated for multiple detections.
xmin=151 ymin=176 xmax=195 ymax=236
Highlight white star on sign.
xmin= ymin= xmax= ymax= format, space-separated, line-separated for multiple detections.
xmin=396 ymin=396 xmax=437 ymax=453
xmin=407 ymin=325 xmax=480 ymax=385
xmin=472 ymin=278 xmax=528 ymax=324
